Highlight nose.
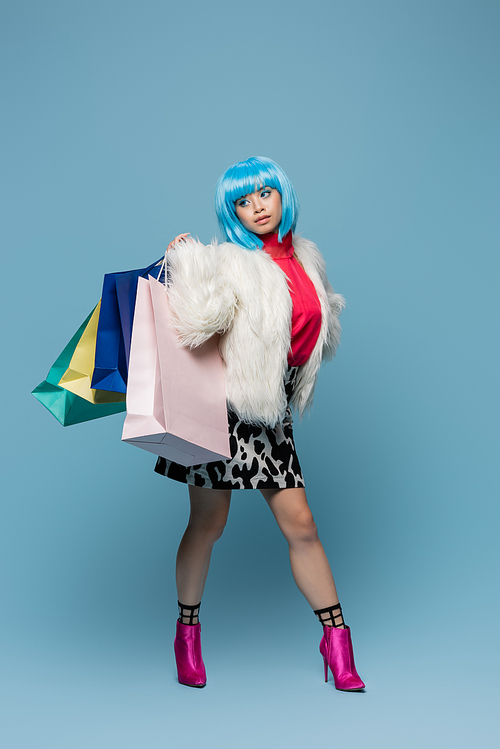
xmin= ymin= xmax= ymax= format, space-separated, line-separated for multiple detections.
xmin=254 ymin=202 xmax=265 ymax=214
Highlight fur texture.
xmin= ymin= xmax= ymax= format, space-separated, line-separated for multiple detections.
xmin=165 ymin=235 xmax=344 ymax=428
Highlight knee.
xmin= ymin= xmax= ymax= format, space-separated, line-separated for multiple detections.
xmin=189 ymin=513 xmax=228 ymax=545
xmin=285 ymin=509 xmax=319 ymax=545
xmin=206 ymin=519 xmax=227 ymax=544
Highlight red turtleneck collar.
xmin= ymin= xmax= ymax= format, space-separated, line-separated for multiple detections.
xmin=260 ymin=230 xmax=294 ymax=259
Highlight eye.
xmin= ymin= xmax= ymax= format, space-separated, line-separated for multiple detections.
xmin=260 ymin=189 xmax=271 ymax=198
xmin=237 ymin=198 xmax=250 ymax=207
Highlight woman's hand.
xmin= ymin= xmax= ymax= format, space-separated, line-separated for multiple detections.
xmin=167 ymin=233 xmax=190 ymax=251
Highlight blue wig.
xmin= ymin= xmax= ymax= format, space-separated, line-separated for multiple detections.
xmin=214 ymin=156 xmax=299 ymax=250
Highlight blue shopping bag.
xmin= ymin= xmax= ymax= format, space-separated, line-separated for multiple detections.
xmin=91 ymin=258 xmax=163 ymax=393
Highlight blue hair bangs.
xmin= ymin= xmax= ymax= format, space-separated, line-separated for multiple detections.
xmin=214 ymin=157 xmax=299 ymax=250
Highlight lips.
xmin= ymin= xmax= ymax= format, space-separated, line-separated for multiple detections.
xmin=255 ymin=215 xmax=271 ymax=224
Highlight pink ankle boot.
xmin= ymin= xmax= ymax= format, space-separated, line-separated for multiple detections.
xmin=319 ymin=625 xmax=365 ymax=691
xmin=174 ymin=621 xmax=207 ymax=688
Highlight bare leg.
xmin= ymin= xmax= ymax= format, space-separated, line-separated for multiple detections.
xmin=260 ymin=487 xmax=343 ymax=618
xmin=176 ymin=485 xmax=232 ymax=606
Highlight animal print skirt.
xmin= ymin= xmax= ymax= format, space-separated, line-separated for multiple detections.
xmin=154 ymin=367 xmax=305 ymax=490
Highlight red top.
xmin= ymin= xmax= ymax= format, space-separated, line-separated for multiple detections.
xmin=261 ymin=231 xmax=322 ymax=366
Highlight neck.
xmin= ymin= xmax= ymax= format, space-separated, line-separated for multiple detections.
xmin=259 ymin=230 xmax=294 ymax=259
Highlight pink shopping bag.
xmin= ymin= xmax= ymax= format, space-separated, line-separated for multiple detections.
xmin=122 ymin=275 xmax=231 ymax=466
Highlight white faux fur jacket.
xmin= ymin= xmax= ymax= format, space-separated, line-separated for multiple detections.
xmin=165 ymin=235 xmax=345 ymax=428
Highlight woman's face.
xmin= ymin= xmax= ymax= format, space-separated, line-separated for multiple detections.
xmin=235 ymin=186 xmax=282 ymax=235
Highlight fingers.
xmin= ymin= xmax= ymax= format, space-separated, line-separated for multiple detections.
xmin=167 ymin=233 xmax=190 ymax=251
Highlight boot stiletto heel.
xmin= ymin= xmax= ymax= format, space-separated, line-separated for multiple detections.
xmin=323 ymin=654 xmax=329 ymax=682
xmin=319 ymin=625 xmax=365 ymax=691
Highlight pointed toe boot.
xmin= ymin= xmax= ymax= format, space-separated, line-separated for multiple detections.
xmin=174 ymin=621 xmax=207 ymax=688
xmin=319 ymin=625 xmax=365 ymax=691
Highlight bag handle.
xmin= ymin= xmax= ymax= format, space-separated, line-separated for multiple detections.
xmin=158 ymin=238 xmax=184 ymax=292
xmin=158 ymin=255 xmax=168 ymax=291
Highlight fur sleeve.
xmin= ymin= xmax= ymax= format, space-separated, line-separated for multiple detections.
xmin=321 ymin=272 xmax=345 ymax=361
xmin=164 ymin=237 xmax=238 ymax=348
xmin=289 ymin=236 xmax=345 ymax=418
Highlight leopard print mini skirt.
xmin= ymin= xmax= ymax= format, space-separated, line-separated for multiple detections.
xmin=154 ymin=367 xmax=305 ymax=490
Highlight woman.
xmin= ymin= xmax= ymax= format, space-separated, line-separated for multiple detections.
xmin=155 ymin=156 xmax=364 ymax=691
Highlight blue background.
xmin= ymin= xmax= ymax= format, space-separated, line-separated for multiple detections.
xmin=1 ymin=0 xmax=499 ymax=746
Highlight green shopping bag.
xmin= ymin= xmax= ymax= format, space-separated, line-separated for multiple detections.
xmin=32 ymin=305 xmax=127 ymax=426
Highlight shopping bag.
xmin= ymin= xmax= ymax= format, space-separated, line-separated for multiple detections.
xmin=122 ymin=275 xmax=231 ymax=465
xmin=91 ymin=258 xmax=163 ymax=393
xmin=32 ymin=305 xmax=127 ymax=426
xmin=58 ymin=301 xmax=126 ymax=404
